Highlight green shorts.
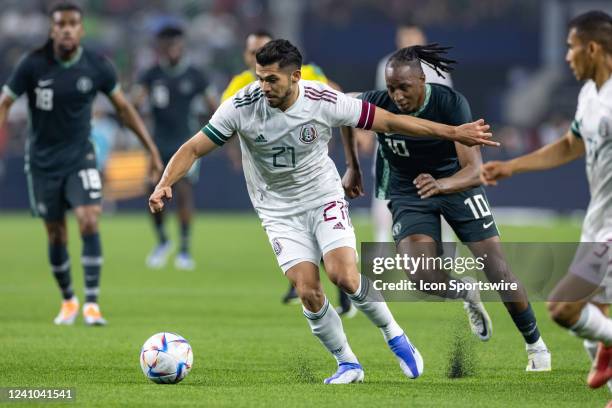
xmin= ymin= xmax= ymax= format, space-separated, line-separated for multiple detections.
xmin=389 ymin=186 xmax=499 ymax=244
xmin=26 ymin=167 xmax=103 ymax=221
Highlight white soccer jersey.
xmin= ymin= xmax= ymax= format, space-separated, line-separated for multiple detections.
xmin=571 ymin=75 xmax=612 ymax=241
xmin=202 ymin=80 xmax=376 ymax=217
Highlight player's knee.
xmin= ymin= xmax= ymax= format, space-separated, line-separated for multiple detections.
xmin=77 ymin=212 xmax=99 ymax=235
xmin=46 ymin=224 xmax=66 ymax=244
xmin=326 ymin=263 xmax=358 ymax=292
xmin=296 ymin=283 xmax=324 ymax=309
xmin=547 ymin=301 xmax=579 ymax=328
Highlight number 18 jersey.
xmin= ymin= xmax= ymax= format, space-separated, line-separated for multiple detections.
xmin=201 ymin=80 xmax=375 ymax=217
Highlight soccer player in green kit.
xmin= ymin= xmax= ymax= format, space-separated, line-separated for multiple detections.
xmin=342 ymin=45 xmax=551 ymax=371
xmin=0 ymin=2 xmax=163 ymax=325
xmin=134 ymin=24 xmax=215 ymax=271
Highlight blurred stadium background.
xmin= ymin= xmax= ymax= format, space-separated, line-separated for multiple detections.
xmin=0 ymin=0 xmax=610 ymax=219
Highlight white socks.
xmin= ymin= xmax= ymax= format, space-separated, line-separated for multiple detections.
xmin=303 ymin=297 xmax=358 ymax=364
xmin=348 ymin=275 xmax=403 ymax=342
xmin=571 ymin=303 xmax=612 ymax=346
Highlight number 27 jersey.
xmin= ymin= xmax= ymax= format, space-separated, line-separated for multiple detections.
xmin=201 ymin=80 xmax=375 ymax=217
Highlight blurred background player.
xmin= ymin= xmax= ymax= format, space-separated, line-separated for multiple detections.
xmin=220 ymin=29 xmax=354 ymax=315
xmin=482 ymin=10 xmax=612 ymax=388
xmin=370 ymin=24 xmax=453 ymax=244
xmin=0 ymin=1 xmax=163 ymax=325
xmin=134 ymin=23 xmax=215 ymax=271
xmin=343 ymin=44 xmax=551 ymax=371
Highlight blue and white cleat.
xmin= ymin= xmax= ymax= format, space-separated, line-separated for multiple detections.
xmin=146 ymin=241 xmax=172 ymax=269
xmin=174 ymin=252 xmax=196 ymax=271
xmin=323 ymin=362 xmax=365 ymax=384
xmin=388 ymin=334 xmax=424 ymax=379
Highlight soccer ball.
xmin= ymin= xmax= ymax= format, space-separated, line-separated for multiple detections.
xmin=139 ymin=332 xmax=193 ymax=384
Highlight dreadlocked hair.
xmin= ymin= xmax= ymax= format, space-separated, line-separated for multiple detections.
xmin=387 ymin=44 xmax=457 ymax=79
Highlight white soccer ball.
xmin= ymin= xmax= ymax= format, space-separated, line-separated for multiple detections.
xmin=140 ymin=332 xmax=193 ymax=384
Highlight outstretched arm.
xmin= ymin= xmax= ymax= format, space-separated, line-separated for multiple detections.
xmin=370 ymin=107 xmax=497 ymax=147
xmin=149 ymin=132 xmax=218 ymax=213
xmin=481 ymin=129 xmax=585 ymax=186
xmin=108 ymin=89 xmax=163 ymax=180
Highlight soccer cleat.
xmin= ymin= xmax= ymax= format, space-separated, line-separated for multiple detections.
xmin=335 ymin=304 xmax=358 ymax=319
xmin=387 ymin=334 xmax=424 ymax=379
xmin=281 ymin=286 xmax=300 ymax=305
xmin=53 ymin=296 xmax=79 ymax=325
xmin=323 ymin=362 xmax=365 ymax=384
xmin=588 ymin=343 xmax=612 ymax=388
xmin=525 ymin=343 xmax=552 ymax=372
xmin=584 ymin=340 xmax=612 ymax=391
xmin=174 ymin=252 xmax=195 ymax=271
xmin=462 ymin=277 xmax=493 ymax=341
xmin=146 ymin=241 xmax=172 ymax=269
xmin=83 ymin=303 xmax=107 ymax=326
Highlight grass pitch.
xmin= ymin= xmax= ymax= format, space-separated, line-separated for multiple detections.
xmin=0 ymin=212 xmax=609 ymax=407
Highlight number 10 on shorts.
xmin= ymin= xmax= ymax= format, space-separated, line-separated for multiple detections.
xmin=464 ymin=194 xmax=491 ymax=219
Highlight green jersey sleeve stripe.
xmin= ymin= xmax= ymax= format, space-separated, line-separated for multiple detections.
xmin=2 ymin=85 xmax=19 ymax=100
xmin=204 ymin=123 xmax=230 ymax=141
xmin=202 ymin=125 xmax=226 ymax=146
xmin=570 ymin=119 xmax=582 ymax=138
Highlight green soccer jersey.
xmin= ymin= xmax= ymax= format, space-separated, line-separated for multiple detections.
xmin=3 ymin=45 xmax=119 ymax=176
xmin=358 ymin=84 xmax=472 ymax=199
xmin=137 ymin=62 xmax=207 ymax=162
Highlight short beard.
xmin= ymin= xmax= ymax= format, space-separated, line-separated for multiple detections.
xmin=270 ymin=87 xmax=293 ymax=108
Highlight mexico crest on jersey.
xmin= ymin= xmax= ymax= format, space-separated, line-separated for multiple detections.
xmin=272 ymin=239 xmax=283 ymax=256
xmin=299 ymin=124 xmax=318 ymax=144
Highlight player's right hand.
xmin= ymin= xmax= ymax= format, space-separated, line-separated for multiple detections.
xmin=480 ymin=161 xmax=513 ymax=186
xmin=455 ymin=119 xmax=499 ymax=147
xmin=149 ymin=186 xmax=172 ymax=213
xmin=342 ymin=166 xmax=365 ymax=199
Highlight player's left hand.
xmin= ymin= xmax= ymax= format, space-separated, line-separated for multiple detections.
xmin=455 ymin=119 xmax=498 ymax=147
xmin=149 ymin=186 xmax=172 ymax=213
xmin=414 ymin=173 xmax=446 ymax=199
xmin=342 ymin=166 xmax=365 ymax=199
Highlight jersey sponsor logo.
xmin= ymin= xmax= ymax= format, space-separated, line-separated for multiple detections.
xmin=483 ymin=221 xmax=495 ymax=229
xmin=254 ymin=134 xmax=267 ymax=143
xmin=333 ymin=222 xmax=345 ymax=230
xmin=392 ymin=222 xmax=402 ymax=237
xmin=599 ymin=117 xmax=611 ymax=139
xmin=299 ymin=124 xmax=318 ymax=144
xmin=272 ymin=238 xmax=283 ymax=256
xmin=76 ymin=76 xmax=93 ymax=93
xmin=37 ymin=78 xmax=54 ymax=87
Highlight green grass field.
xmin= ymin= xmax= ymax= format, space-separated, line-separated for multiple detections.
xmin=0 ymin=213 xmax=609 ymax=407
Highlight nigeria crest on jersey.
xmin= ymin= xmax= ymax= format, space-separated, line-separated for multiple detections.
xmin=299 ymin=124 xmax=318 ymax=144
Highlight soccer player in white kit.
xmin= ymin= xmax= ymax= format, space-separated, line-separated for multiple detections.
xmin=481 ymin=11 xmax=612 ymax=389
xmin=150 ymin=39 xmax=496 ymax=384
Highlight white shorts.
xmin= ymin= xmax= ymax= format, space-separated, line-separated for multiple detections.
xmin=261 ymin=198 xmax=357 ymax=273
xmin=569 ymin=228 xmax=612 ymax=303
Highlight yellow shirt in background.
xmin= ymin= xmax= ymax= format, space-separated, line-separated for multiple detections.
xmin=220 ymin=64 xmax=328 ymax=102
